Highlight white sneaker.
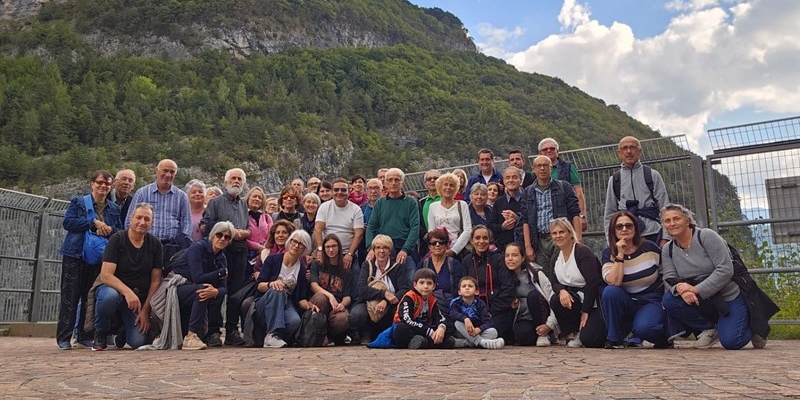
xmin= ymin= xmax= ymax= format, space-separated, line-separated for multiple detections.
xmin=263 ymin=333 xmax=288 ymax=348
xmin=181 ymin=333 xmax=207 ymax=350
xmin=480 ymin=338 xmax=505 ymax=349
xmin=536 ymin=335 xmax=551 ymax=347
xmin=751 ymin=334 xmax=767 ymax=349
xmin=567 ymin=336 xmax=583 ymax=348
xmin=694 ymin=329 xmax=719 ymax=349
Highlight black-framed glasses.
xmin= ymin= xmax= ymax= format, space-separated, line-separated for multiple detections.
xmin=615 ymin=223 xmax=635 ymax=231
xmin=214 ymin=232 xmax=232 ymax=241
xmin=289 ymin=238 xmax=306 ymax=249
xmin=332 ymin=187 xmax=348 ymax=193
xmin=429 ymin=240 xmax=447 ymax=247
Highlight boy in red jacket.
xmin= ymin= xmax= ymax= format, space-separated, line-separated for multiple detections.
xmin=392 ymin=269 xmax=463 ymax=349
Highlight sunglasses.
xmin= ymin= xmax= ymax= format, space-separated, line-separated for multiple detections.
xmin=615 ymin=223 xmax=635 ymax=231
xmin=93 ymin=180 xmax=112 ymax=187
xmin=214 ymin=232 xmax=232 ymax=241
xmin=282 ymin=194 xmax=296 ymax=200
xmin=540 ymin=147 xmax=557 ymax=152
xmin=425 ymin=177 xmax=439 ymax=182
xmin=332 ymin=187 xmax=348 ymax=193
xmin=429 ymin=240 xmax=447 ymax=247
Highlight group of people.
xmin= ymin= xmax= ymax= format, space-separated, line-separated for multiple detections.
xmin=56 ymin=135 xmax=770 ymax=351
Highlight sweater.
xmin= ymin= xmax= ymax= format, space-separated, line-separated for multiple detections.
xmin=365 ymin=194 xmax=420 ymax=254
xmin=661 ymin=228 xmax=739 ymax=302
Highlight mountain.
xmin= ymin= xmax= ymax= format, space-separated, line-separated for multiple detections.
xmin=1 ymin=0 xmax=662 ymax=196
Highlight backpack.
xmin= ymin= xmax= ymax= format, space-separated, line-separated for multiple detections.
xmin=667 ymin=229 xmax=747 ymax=278
xmin=164 ymin=248 xmax=189 ymax=275
xmin=612 ymin=165 xmax=656 ymax=207
xmin=297 ymin=309 xmax=327 ymax=347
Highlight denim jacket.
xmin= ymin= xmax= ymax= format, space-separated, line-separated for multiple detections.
xmin=520 ymin=179 xmax=580 ymax=251
xmin=60 ymin=195 xmax=123 ymax=259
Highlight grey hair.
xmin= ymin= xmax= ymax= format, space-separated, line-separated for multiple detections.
xmin=660 ymin=203 xmax=697 ymax=228
xmin=538 ymin=137 xmax=559 ymax=151
xmin=287 ymin=229 xmax=313 ymax=257
xmin=132 ymin=202 xmax=154 ymax=216
xmin=184 ymin=179 xmax=206 ymax=193
xmin=503 ymin=165 xmax=522 ymax=178
xmin=386 ymin=167 xmax=405 ymax=182
xmin=209 ymin=221 xmax=236 ymax=239
xmin=470 ymin=182 xmax=488 ymax=195
xmin=206 ymin=186 xmax=223 ymax=197
xmin=303 ymin=192 xmax=321 ymax=205
xmin=224 ymin=168 xmax=246 ymax=184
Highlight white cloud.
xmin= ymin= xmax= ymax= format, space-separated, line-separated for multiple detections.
xmin=506 ymin=0 xmax=800 ymax=155
xmin=475 ymin=23 xmax=525 ymax=58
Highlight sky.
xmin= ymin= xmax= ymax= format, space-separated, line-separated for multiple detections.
xmin=410 ymin=0 xmax=800 ymax=156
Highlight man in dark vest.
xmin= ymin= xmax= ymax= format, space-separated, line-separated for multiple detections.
xmin=538 ymin=138 xmax=587 ymax=232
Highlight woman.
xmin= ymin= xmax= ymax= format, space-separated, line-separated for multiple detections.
xmin=350 ymin=234 xmax=411 ymax=342
xmin=300 ymin=193 xmax=321 ymax=237
xmin=174 ymin=221 xmax=236 ymax=350
xmin=265 ymin=197 xmax=280 ymax=215
xmin=257 ymin=220 xmax=296 ymax=273
xmin=503 ymin=243 xmax=559 ymax=346
xmin=253 ymin=230 xmax=315 ymax=348
xmin=600 ymin=211 xmax=668 ymax=349
xmin=660 ymin=204 xmax=755 ymax=350
xmin=272 ymin=186 xmax=303 ymax=230
xmin=486 ymin=182 xmax=502 ymax=207
xmin=461 ymin=225 xmax=515 ymax=343
xmin=185 ymin=179 xmax=207 ymax=242
xmin=451 ymin=169 xmax=468 ymax=201
xmin=205 ymin=186 xmax=223 ymax=205
xmin=468 ymin=183 xmax=492 ymax=227
xmin=548 ymin=217 xmax=606 ymax=348
xmin=57 ymin=170 xmax=122 ymax=350
xmin=349 ymin=174 xmax=368 ymax=206
xmin=245 ymin=187 xmax=273 ymax=265
xmin=417 ymin=229 xmax=465 ymax=316
xmin=317 ymin=180 xmax=333 ymax=203
xmin=427 ymin=173 xmax=472 ymax=259
xmin=308 ymin=234 xmax=353 ymax=344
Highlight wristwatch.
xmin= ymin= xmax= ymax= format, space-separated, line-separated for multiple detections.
xmin=579 ymin=214 xmax=586 ymax=219
xmin=317 ymin=246 xmax=323 ymax=251
xmin=345 ymin=252 xmax=353 ymax=257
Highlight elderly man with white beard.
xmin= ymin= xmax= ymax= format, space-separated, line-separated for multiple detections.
xmin=201 ymin=168 xmax=251 ymax=347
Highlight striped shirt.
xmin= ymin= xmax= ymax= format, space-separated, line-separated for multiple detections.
xmin=601 ymin=240 xmax=663 ymax=297
xmin=125 ymin=182 xmax=192 ymax=241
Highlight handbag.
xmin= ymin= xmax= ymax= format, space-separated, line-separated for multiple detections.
xmin=366 ymin=260 xmax=401 ymax=323
xmin=82 ymin=195 xmax=108 ymax=265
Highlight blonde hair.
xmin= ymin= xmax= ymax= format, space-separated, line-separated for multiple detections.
xmin=371 ymin=234 xmax=394 ymax=250
xmin=549 ymin=217 xmax=577 ymax=243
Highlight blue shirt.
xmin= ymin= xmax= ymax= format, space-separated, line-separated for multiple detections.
xmin=534 ymin=183 xmax=553 ymax=233
xmin=126 ymin=182 xmax=191 ymax=241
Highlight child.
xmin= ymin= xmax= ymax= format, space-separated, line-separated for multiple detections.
xmin=392 ymin=269 xmax=462 ymax=349
xmin=449 ymin=276 xmax=505 ymax=349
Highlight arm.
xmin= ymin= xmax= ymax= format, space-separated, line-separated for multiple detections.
xmin=365 ymin=199 xmax=381 ymax=250
xmin=62 ymin=197 xmax=93 ymax=232
xmin=651 ymin=171 xmax=672 ymax=242
xmin=396 ymin=295 xmax=433 ymax=336
xmin=359 ymin=261 xmax=385 ymax=301
xmin=451 ymin=202 xmax=472 ymax=254
xmin=488 ymin=200 xmax=504 ymax=236
xmin=124 ymin=189 xmax=143 ymax=230
xmin=661 ymin=242 xmax=680 ymax=295
xmin=692 ymin=230 xmax=734 ymax=300
xmin=402 ymin=198 xmax=420 ymax=254
xmin=476 ymin=300 xmax=494 ymax=332
xmin=448 ymin=298 xmax=467 ymax=322
xmin=575 ymin=245 xmax=603 ymax=314
xmin=603 ymin=176 xmax=617 ymax=239
xmin=180 ymin=193 xmax=192 ymax=238
xmin=600 ymin=247 xmax=624 ymax=286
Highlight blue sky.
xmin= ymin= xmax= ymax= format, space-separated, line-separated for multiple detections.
xmin=410 ymin=0 xmax=800 ymax=156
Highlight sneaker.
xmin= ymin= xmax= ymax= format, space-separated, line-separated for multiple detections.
xmin=604 ymin=340 xmax=625 ymax=349
xmin=567 ymin=336 xmax=583 ymax=348
xmin=480 ymin=338 xmax=505 ymax=349
xmin=182 ymin=333 xmax=207 ymax=350
xmin=453 ymin=338 xmax=470 ymax=348
xmin=224 ymin=330 xmax=246 ymax=346
xmin=75 ymin=338 xmax=94 ymax=348
xmin=751 ymin=334 xmax=767 ymax=349
xmin=92 ymin=333 xmax=107 ymax=351
xmin=113 ymin=334 xmax=126 ymax=349
xmin=408 ymin=336 xmax=428 ymax=349
xmin=57 ymin=341 xmax=72 ymax=350
xmin=206 ymin=332 xmax=223 ymax=347
xmin=349 ymin=332 xmax=361 ymax=345
xmin=536 ymin=335 xmax=551 ymax=347
xmin=263 ymin=333 xmax=288 ymax=348
xmin=694 ymin=329 xmax=719 ymax=349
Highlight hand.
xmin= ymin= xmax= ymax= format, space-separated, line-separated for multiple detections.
xmin=535 ymin=324 xmax=552 ymax=337
xmin=343 ymin=253 xmax=353 ymax=269
xmin=365 ymin=250 xmax=375 ymax=261
xmin=526 ymin=247 xmax=535 ymax=263
xmin=464 ymin=318 xmax=476 ymax=336
xmin=431 ymin=326 xmax=445 ymax=344
xmin=269 ymin=280 xmax=286 ymax=292
xmin=328 ymin=296 xmax=340 ymax=311
xmin=511 ymin=298 xmax=520 ymax=310
xmin=501 ymin=218 xmax=515 ymax=230
xmin=374 ymin=300 xmax=386 ymax=315
xmin=395 ymin=250 xmax=408 ymax=265
xmin=579 ymin=312 xmax=589 ymax=330
xmin=124 ymin=291 xmax=141 ymax=313
xmin=445 ymin=249 xmax=456 ymax=258
xmin=332 ymin=303 xmax=345 ymax=313
xmin=580 ymin=218 xmax=588 ymax=232
xmin=196 ymin=283 xmax=218 ymax=301
xmin=559 ymin=290 xmax=574 ymax=309
xmin=615 ymin=239 xmax=628 ymax=258
xmin=385 ymin=292 xmax=398 ymax=304
xmin=680 ymin=290 xmax=700 ymax=306
xmin=306 ymin=302 xmax=320 ymax=313
xmin=135 ymin=309 xmax=150 ymax=334
xmin=94 ymin=220 xmax=112 ymax=237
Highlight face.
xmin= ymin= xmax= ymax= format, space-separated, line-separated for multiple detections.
xmin=307 ymin=179 xmax=320 ymax=193
xmin=303 ymin=198 xmax=318 ymax=214
xmin=324 ymin=239 xmax=339 ymax=259
xmin=273 ymin=226 xmax=290 ymax=247
xmin=457 ymin=174 xmax=466 ymax=192
xmin=352 ymin=179 xmax=364 ymax=192
xmin=470 ymin=189 xmax=487 ymax=206
xmin=114 ymin=170 xmax=135 ymax=197
xmin=373 ymin=244 xmax=391 ymax=263
xmin=247 ymin=190 xmax=264 ymax=211
xmin=291 ymin=179 xmax=304 ymax=193
xmin=424 ymin=173 xmax=439 ymax=191
xmin=428 ymin=236 xmax=447 ymax=255
xmin=91 ymin=176 xmax=113 ymax=199
xmin=550 ymin=223 xmax=574 ymax=248
xmin=505 ymin=245 xmax=524 ymax=272
xmin=281 ymin=191 xmax=297 ymax=210
xmin=130 ymin=207 xmax=154 ymax=234
xmin=618 ymin=138 xmax=642 ymax=167
xmin=539 ymin=141 xmax=559 ymax=162
xmin=265 ymin=198 xmax=279 ymax=214
xmin=471 ymin=228 xmax=491 ymax=253
xmin=366 ymin=180 xmax=382 ymax=201
xmin=661 ymin=210 xmax=691 ymax=237
xmin=225 ymin=171 xmax=244 ymax=196
xmin=478 ymin=152 xmax=494 ymax=174
xmin=532 ymin=157 xmax=552 ymax=181
xmin=439 ymin=179 xmax=457 ymax=199
xmin=318 ymin=186 xmax=332 ymax=201
xmin=384 ymin=172 xmax=403 ymax=195
xmin=503 ymin=170 xmax=521 ymax=192
xmin=458 ymin=280 xmax=477 ymax=297
xmin=508 ymin=153 xmax=525 ymax=169
xmin=287 ymin=236 xmax=306 ymax=257
xmin=487 ymin=185 xmax=499 ymax=202
xmin=156 ymin=160 xmax=177 ymax=188
xmin=332 ymin=182 xmax=349 ymax=204
xmin=414 ymin=278 xmax=436 ymax=297
xmin=614 ymin=215 xmax=636 ymax=242
xmin=377 ymin=170 xmax=386 ymax=184
xmin=206 ymin=191 xmax=219 ymax=203
xmin=188 ymin=186 xmax=206 ymax=206
xmin=212 ymin=230 xmax=232 ymax=252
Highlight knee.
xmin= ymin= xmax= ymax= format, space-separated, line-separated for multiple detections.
xmin=126 ymin=333 xmax=150 ymax=350
xmin=661 ymin=293 xmax=683 ymax=312
xmin=719 ymin=332 xmax=750 ymax=350
xmin=601 ymin=285 xmax=627 ymax=304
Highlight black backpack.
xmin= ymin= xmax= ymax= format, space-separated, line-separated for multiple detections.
xmin=612 ymin=165 xmax=656 ymax=207
xmin=297 ymin=309 xmax=327 ymax=347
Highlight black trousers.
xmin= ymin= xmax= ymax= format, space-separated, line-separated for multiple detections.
xmin=208 ymin=244 xmax=247 ymax=334
xmin=513 ymin=290 xmax=551 ymax=346
xmin=550 ymin=293 xmax=607 ymax=348
xmin=56 ymin=255 xmax=98 ymax=343
xmin=392 ymin=322 xmax=455 ymax=349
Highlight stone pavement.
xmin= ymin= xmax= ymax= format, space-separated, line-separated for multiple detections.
xmin=0 ymin=337 xmax=799 ymax=399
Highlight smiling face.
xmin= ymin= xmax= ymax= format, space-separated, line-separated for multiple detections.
xmin=470 ymin=188 xmax=487 ymax=207
xmin=332 ymin=181 xmax=349 ymax=206
xmin=114 ymin=170 xmax=135 ymax=198
xmin=324 ymin=238 xmax=340 ymax=259
xmin=247 ymin=189 xmax=264 ymax=211
xmin=661 ymin=209 xmax=691 ymax=238
xmin=471 ymin=227 xmax=491 ymax=254
xmin=303 ymin=197 xmax=318 ymax=214
xmin=265 ymin=198 xmax=279 ymax=214
xmin=130 ymin=206 xmax=154 ymax=235
xmin=188 ymin=185 xmax=206 ymax=207
xmin=503 ymin=169 xmax=521 ymax=193
xmin=424 ymin=171 xmax=440 ymax=192
xmin=550 ymin=222 xmax=574 ymax=249
xmin=613 ymin=215 xmax=636 ymax=242
xmin=504 ymin=244 xmax=524 ymax=272
xmin=486 ymin=184 xmax=499 ymax=202
xmin=539 ymin=140 xmax=559 ymax=163
xmin=91 ymin=176 xmax=113 ymax=200
xmin=438 ymin=178 xmax=457 ymax=200
xmin=478 ymin=152 xmax=494 ymax=175
xmin=273 ymin=225 xmax=290 ymax=248
xmin=532 ymin=156 xmax=553 ymax=183
xmin=318 ymin=186 xmax=332 ymax=202
xmin=508 ymin=152 xmax=525 ymax=169
xmin=352 ymin=178 xmax=364 ymax=192
xmin=373 ymin=243 xmax=392 ymax=264
xmin=155 ymin=160 xmax=177 ymax=190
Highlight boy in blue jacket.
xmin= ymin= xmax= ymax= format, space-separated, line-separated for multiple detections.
xmin=392 ymin=269 xmax=462 ymax=349
xmin=450 ymin=276 xmax=505 ymax=349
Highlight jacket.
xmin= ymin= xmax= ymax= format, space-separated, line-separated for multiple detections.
xmin=257 ymin=253 xmax=310 ymax=305
xmin=461 ymin=250 xmax=515 ymax=316
xmin=449 ymin=296 xmax=494 ymax=333
xmin=550 ymin=243 xmax=603 ymax=314
xmin=60 ymin=195 xmax=122 ymax=259
xmin=520 ymin=179 xmax=580 ymax=251
xmin=394 ymin=289 xmax=445 ymax=337
xmin=357 ymin=259 xmax=411 ymax=304
xmin=173 ymin=239 xmax=228 ymax=298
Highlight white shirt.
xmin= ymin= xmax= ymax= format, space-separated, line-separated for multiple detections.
xmin=555 ymin=243 xmax=586 ymax=302
xmin=316 ymin=200 xmax=364 ymax=252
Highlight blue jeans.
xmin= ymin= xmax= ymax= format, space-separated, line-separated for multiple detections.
xmin=662 ymin=292 xmax=752 ymax=350
xmin=93 ymin=285 xmax=150 ymax=349
xmin=348 ymin=258 xmax=362 ymax=304
xmin=601 ymin=286 xmax=666 ymax=345
xmin=254 ymin=289 xmax=301 ymax=343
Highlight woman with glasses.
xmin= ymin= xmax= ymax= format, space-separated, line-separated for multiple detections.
xmin=427 ymin=173 xmax=472 ymax=260
xmin=253 ymin=230 xmax=315 ymax=348
xmin=174 ymin=221 xmax=237 ymax=350
xmin=417 ymin=229 xmax=465 ymax=317
xmin=57 ymin=170 xmax=123 ymax=350
xmin=468 ymin=183 xmax=492 ymax=228
xmin=272 ymin=185 xmax=303 ymax=230
xmin=600 ymin=211 xmax=668 ymax=349
xmin=308 ymin=234 xmax=353 ymax=345
xmin=548 ymin=217 xmax=606 ymax=348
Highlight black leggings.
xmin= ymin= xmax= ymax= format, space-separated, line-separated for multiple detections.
xmin=550 ymin=293 xmax=607 ymax=348
xmin=513 ymin=290 xmax=551 ymax=346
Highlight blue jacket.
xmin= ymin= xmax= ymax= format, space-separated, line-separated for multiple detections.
xmin=173 ymin=239 xmax=228 ymax=297
xmin=257 ymin=253 xmax=310 ymax=306
xmin=60 ymin=195 xmax=122 ymax=259
xmin=465 ymin=169 xmax=503 ymax=204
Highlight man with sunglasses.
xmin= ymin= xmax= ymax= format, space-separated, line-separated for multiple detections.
xmin=201 ymin=168 xmax=251 ymax=347
xmin=538 ymin=138 xmax=588 ymax=231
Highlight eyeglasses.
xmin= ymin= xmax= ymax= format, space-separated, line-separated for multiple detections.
xmin=540 ymin=147 xmax=557 ymax=152
xmin=324 ymin=244 xmax=339 ymax=250
xmin=425 ymin=177 xmax=439 ymax=182
xmin=533 ymin=163 xmax=551 ymax=169
xmin=619 ymin=145 xmax=640 ymax=152
xmin=332 ymin=187 xmax=348 ymax=193
xmin=214 ymin=232 xmax=232 ymax=241
xmin=93 ymin=180 xmax=112 ymax=187
xmin=385 ymin=178 xmax=402 ymax=183
xmin=615 ymin=223 xmax=635 ymax=231
xmin=367 ymin=186 xmax=381 ymax=191
xmin=289 ymin=238 xmax=306 ymax=249
xmin=429 ymin=240 xmax=447 ymax=247
xmin=282 ymin=194 xmax=296 ymax=200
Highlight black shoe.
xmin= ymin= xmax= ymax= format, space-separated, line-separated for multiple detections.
xmin=206 ymin=332 xmax=222 ymax=347
xmin=604 ymin=340 xmax=625 ymax=349
xmin=409 ymin=336 xmax=428 ymax=349
xmin=654 ymin=340 xmax=675 ymax=349
xmin=224 ymin=330 xmax=246 ymax=346
xmin=92 ymin=333 xmax=107 ymax=351
xmin=113 ymin=332 xmax=126 ymax=349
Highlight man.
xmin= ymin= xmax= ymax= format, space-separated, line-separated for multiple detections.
xmin=306 ymin=177 xmax=321 ymax=195
xmin=292 ymin=178 xmax=307 ymax=213
xmin=365 ymin=168 xmax=420 ymax=280
xmin=201 ymin=168 xmax=250 ymax=347
xmin=539 ymin=138 xmax=588 ymax=231
xmin=508 ymin=150 xmax=534 ymax=189
xmin=109 ymin=169 xmax=136 ymax=226
xmin=126 ymin=159 xmax=191 ymax=264
xmin=376 ymin=168 xmax=389 ymax=196
xmin=417 ymin=170 xmax=441 ymax=257
xmin=357 ymin=178 xmax=382 ymax=267
xmin=466 ymin=148 xmax=503 ymax=204
xmin=604 ymin=136 xmax=671 ymax=246
xmin=521 ymin=156 xmax=582 ymax=278
xmin=489 ymin=166 xmax=524 ymax=252
xmin=92 ymin=203 xmax=163 ymax=351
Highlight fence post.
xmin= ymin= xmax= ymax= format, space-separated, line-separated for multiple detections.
xmin=690 ymin=155 xmax=709 ymax=229
xmin=29 ymin=208 xmax=49 ymax=323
